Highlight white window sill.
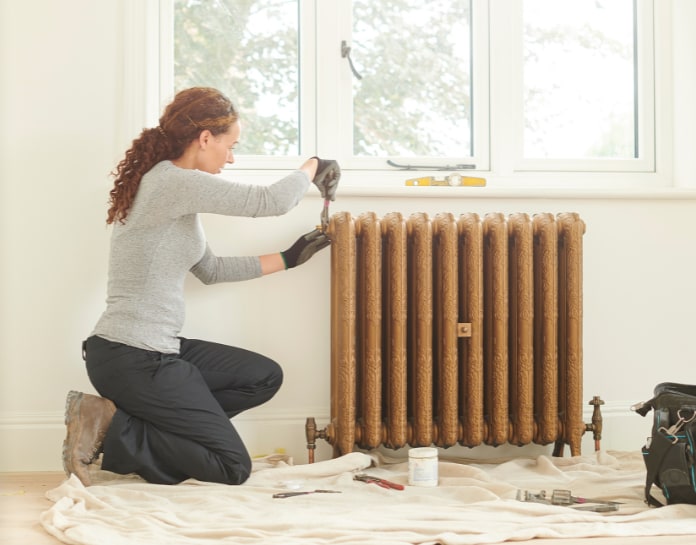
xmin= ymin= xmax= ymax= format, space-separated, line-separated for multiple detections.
xmin=223 ymin=169 xmax=696 ymax=200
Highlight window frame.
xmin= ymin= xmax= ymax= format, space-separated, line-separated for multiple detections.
xmin=317 ymin=0 xmax=490 ymax=172
xmin=500 ymin=0 xmax=656 ymax=174
xmin=121 ymin=0 xmax=676 ymax=190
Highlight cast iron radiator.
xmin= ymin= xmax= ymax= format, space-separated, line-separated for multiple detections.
xmin=306 ymin=211 xmax=603 ymax=461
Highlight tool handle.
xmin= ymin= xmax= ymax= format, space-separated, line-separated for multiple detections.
xmin=374 ymin=477 xmax=404 ymax=490
xmin=273 ymin=491 xmax=309 ymax=498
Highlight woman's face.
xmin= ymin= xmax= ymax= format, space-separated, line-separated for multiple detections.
xmin=198 ymin=121 xmax=241 ymax=174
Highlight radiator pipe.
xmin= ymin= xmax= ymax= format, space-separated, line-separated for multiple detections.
xmin=585 ymin=396 xmax=605 ymax=451
xmin=307 ymin=400 xmax=604 ymax=462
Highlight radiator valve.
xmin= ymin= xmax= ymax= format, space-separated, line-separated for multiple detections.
xmin=585 ymin=396 xmax=605 ymax=451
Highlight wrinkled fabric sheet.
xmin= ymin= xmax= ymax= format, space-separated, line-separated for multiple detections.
xmin=41 ymin=450 xmax=696 ymax=545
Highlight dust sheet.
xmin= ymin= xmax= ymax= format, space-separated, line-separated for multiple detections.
xmin=40 ymin=450 xmax=696 ymax=545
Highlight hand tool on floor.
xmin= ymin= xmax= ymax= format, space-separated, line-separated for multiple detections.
xmin=273 ymin=489 xmax=341 ymax=499
xmin=571 ymin=494 xmax=621 ymax=506
xmin=573 ymin=504 xmax=618 ymax=512
xmin=354 ymin=473 xmax=405 ymax=490
xmin=517 ymin=489 xmax=620 ymax=512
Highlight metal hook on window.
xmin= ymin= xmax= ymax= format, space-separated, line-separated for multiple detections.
xmin=386 ymin=159 xmax=476 ymax=171
xmin=341 ymin=41 xmax=363 ymax=80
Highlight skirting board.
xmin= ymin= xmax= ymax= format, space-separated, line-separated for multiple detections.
xmin=0 ymin=408 xmax=332 ymax=472
xmin=0 ymin=401 xmax=650 ymax=472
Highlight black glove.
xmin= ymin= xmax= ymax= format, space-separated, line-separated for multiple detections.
xmin=311 ymin=157 xmax=340 ymax=202
xmin=280 ymin=229 xmax=331 ymax=269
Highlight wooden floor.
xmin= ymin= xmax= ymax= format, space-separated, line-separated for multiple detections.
xmin=0 ymin=472 xmax=691 ymax=545
xmin=1 ymin=472 xmax=65 ymax=545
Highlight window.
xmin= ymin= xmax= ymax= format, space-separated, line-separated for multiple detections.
xmin=172 ymin=0 xmax=301 ymax=156
xmin=138 ymin=0 xmax=666 ymax=186
xmin=507 ymin=0 xmax=655 ymax=174
xmin=349 ymin=1 xmax=474 ymax=158
xmin=523 ymin=0 xmax=638 ymax=160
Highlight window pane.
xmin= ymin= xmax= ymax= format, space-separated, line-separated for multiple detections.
xmin=523 ymin=0 xmax=636 ymax=159
xmin=352 ymin=0 xmax=472 ymax=157
xmin=173 ymin=0 xmax=299 ymax=155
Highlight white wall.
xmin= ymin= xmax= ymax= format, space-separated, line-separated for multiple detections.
xmin=1 ymin=0 xmax=695 ymax=472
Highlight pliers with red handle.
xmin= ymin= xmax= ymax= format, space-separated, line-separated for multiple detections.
xmin=354 ymin=473 xmax=404 ymax=490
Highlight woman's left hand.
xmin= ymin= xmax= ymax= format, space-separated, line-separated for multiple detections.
xmin=280 ymin=229 xmax=331 ymax=269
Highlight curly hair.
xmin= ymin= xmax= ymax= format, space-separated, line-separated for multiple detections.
xmin=107 ymin=87 xmax=238 ymax=224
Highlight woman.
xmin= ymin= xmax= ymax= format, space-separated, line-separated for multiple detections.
xmin=63 ymin=87 xmax=339 ymax=486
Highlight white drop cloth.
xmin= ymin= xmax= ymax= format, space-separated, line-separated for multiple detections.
xmin=40 ymin=450 xmax=696 ymax=545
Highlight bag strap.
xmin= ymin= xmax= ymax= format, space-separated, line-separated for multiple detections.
xmin=632 ymin=398 xmax=655 ymax=418
xmin=645 ymin=465 xmax=667 ymax=506
xmin=644 ymin=436 xmax=670 ymax=507
xmin=634 ymin=394 xmax=661 ymax=505
xmin=634 ymin=383 xmax=696 ymax=417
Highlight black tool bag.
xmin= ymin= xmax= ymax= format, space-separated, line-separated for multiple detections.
xmin=633 ymin=382 xmax=696 ymax=507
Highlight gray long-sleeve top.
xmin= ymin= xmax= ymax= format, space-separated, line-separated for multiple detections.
xmin=91 ymin=160 xmax=310 ymax=353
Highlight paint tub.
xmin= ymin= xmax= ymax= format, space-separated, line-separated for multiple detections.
xmin=408 ymin=447 xmax=438 ymax=487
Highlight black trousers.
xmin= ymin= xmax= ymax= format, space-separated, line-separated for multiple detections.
xmin=83 ymin=335 xmax=283 ymax=485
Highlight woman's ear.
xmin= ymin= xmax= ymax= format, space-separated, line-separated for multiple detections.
xmin=197 ymin=129 xmax=213 ymax=149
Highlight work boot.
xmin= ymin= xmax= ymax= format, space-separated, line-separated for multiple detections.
xmin=62 ymin=390 xmax=116 ymax=486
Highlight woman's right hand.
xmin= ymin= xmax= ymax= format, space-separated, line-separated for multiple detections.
xmin=310 ymin=157 xmax=340 ymax=201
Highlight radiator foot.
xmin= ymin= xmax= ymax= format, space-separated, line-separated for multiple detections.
xmin=585 ymin=395 xmax=605 ymax=452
